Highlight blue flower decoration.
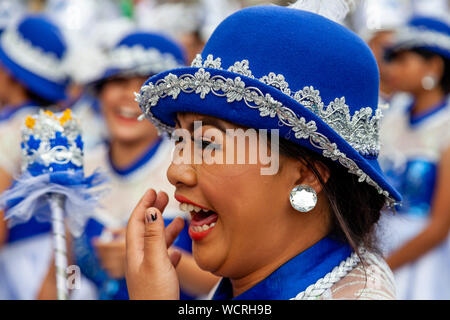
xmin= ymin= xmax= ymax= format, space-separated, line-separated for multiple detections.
xmin=75 ymin=135 xmax=84 ymax=150
xmin=49 ymin=132 xmax=69 ymax=148
xmin=26 ymin=135 xmax=41 ymax=151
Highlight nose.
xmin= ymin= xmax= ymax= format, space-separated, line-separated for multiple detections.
xmin=167 ymin=161 xmax=198 ymax=188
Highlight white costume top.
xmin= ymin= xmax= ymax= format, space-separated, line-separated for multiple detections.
xmin=377 ymin=96 xmax=450 ymax=299
xmin=305 ymin=250 xmax=396 ymax=300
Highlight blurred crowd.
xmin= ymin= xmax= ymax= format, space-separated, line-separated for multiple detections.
xmin=0 ymin=0 xmax=449 ymax=300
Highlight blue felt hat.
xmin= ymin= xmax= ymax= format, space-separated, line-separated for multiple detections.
xmin=136 ymin=5 xmax=402 ymax=205
xmin=386 ymin=16 xmax=450 ymax=59
xmin=94 ymin=31 xmax=186 ymax=83
xmin=0 ymin=14 xmax=68 ymax=103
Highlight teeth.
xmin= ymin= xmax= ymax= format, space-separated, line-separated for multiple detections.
xmin=191 ymin=222 xmax=217 ymax=233
xmin=179 ymin=203 xmax=188 ymax=212
xmin=118 ymin=107 xmax=139 ymax=118
xmin=178 ymin=202 xmax=207 ymax=214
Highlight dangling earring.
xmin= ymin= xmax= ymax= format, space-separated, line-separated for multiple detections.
xmin=289 ymin=185 xmax=317 ymax=213
xmin=421 ymin=74 xmax=437 ymax=90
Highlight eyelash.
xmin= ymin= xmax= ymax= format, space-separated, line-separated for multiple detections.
xmin=192 ymin=136 xmax=221 ymax=150
xmin=172 ymin=134 xmax=221 ymax=150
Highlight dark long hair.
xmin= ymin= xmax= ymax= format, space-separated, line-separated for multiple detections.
xmin=278 ymin=137 xmax=387 ymax=256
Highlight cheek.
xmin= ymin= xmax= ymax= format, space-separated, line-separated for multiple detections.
xmin=100 ymin=88 xmax=118 ymax=114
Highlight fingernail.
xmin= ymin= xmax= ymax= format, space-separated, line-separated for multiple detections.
xmin=145 ymin=208 xmax=157 ymax=223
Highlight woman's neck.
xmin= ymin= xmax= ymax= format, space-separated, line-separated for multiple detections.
xmin=230 ymin=213 xmax=330 ymax=297
xmin=412 ymin=87 xmax=445 ymax=116
xmin=109 ymin=136 xmax=159 ymax=169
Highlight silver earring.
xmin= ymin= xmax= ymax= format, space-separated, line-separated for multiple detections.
xmin=421 ymin=75 xmax=437 ymax=90
xmin=289 ymin=185 xmax=317 ymax=213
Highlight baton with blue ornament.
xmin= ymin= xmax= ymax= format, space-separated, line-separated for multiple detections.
xmin=0 ymin=109 xmax=107 ymax=299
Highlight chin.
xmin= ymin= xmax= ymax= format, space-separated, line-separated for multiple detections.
xmin=192 ymin=244 xmax=226 ymax=275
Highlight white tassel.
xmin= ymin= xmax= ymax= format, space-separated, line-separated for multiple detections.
xmin=289 ymin=0 xmax=358 ymax=24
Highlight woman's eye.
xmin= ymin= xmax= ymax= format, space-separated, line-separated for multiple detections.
xmin=191 ymin=136 xmax=221 ymax=150
xmin=172 ymin=134 xmax=184 ymax=144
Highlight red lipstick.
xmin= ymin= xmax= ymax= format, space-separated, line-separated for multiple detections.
xmin=174 ymin=194 xmax=211 ymax=211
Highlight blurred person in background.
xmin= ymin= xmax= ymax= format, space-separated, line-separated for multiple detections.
xmin=44 ymin=0 xmax=131 ymax=152
xmin=69 ymin=30 xmax=219 ymax=300
xmin=134 ymin=0 xmax=240 ymax=64
xmin=378 ymin=15 xmax=450 ymax=299
xmin=0 ymin=14 xmax=70 ymax=299
xmin=351 ymin=0 xmax=412 ymax=111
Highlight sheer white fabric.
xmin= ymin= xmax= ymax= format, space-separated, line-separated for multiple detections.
xmin=317 ymin=251 xmax=396 ymax=300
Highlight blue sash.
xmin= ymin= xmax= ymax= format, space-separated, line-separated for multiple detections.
xmin=212 ymin=236 xmax=351 ymax=300
xmin=6 ymin=216 xmax=51 ymax=243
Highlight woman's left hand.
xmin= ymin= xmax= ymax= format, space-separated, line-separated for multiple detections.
xmin=125 ymin=189 xmax=185 ymax=300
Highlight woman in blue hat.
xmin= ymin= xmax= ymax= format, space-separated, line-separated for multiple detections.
xmin=0 ymin=14 xmax=70 ymax=299
xmin=124 ymin=4 xmax=400 ymax=300
xmin=70 ymin=30 xmax=219 ymax=300
xmin=378 ymin=16 xmax=450 ymax=300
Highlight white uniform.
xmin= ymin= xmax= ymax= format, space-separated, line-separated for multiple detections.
xmin=378 ymin=96 xmax=450 ymax=300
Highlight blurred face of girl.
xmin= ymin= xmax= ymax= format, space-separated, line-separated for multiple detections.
xmin=385 ymin=50 xmax=441 ymax=94
xmin=166 ymin=113 xmax=326 ymax=279
xmin=0 ymin=64 xmax=17 ymax=105
xmin=99 ymin=76 xmax=157 ymax=143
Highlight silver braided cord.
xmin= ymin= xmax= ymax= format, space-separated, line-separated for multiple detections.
xmin=290 ymin=249 xmax=365 ymax=300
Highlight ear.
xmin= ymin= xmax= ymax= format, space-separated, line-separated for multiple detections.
xmin=428 ymin=55 xmax=445 ymax=81
xmin=295 ymin=159 xmax=330 ymax=195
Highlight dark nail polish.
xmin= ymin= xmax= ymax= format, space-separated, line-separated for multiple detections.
xmin=151 ymin=213 xmax=157 ymax=221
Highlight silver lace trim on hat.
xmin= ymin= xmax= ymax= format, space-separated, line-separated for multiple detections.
xmin=108 ymin=45 xmax=183 ymax=77
xmin=0 ymin=28 xmax=66 ymax=82
xmin=136 ymin=54 xmax=395 ymax=206
xmin=393 ymin=26 xmax=450 ymax=52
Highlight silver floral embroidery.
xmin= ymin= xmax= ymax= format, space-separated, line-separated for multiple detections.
xmin=190 ymin=55 xmax=382 ymax=156
xmin=136 ymin=55 xmax=395 ymax=206
xmin=228 ymin=59 xmax=253 ymax=78
xmin=260 ymin=72 xmax=291 ymax=95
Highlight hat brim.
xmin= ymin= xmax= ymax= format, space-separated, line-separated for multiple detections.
xmin=139 ymin=66 xmax=402 ymax=203
xmin=87 ymin=67 xmax=155 ymax=91
xmin=0 ymin=42 xmax=67 ymax=103
xmin=385 ymin=41 xmax=450 ymax=60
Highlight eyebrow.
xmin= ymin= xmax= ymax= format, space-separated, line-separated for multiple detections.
xmin=175 ymin=115 xmax=228 ymax=133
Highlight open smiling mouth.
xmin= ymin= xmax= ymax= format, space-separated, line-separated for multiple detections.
xmin=175 ymin=195 xmax=218 ymax=241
